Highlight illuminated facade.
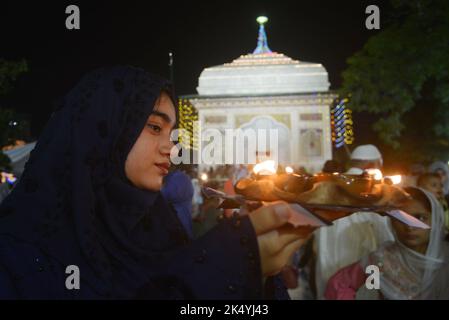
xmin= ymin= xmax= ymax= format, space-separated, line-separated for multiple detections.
xmin=182 ymin=17 xmax=335 ymax=173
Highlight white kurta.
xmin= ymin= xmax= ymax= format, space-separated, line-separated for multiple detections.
xmin=314 ymin=212 xmax=395 ymax=299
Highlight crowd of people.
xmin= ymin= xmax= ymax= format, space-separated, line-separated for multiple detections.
xmin=0 ymin=66 xmax=448 ymax=300
xmin=170 ymin=145 xmax=449 ymax=300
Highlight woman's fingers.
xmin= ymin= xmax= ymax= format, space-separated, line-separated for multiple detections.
xmin=252 ymin=202 xmax=316 ymax=276
xmin=279 ymin=225 xmax=316 ymax=239
xmin=264 ymin=238 xmax=306 ymax=277
xmin=257 ymin=225 xmax=313 ymax=276
xmin=249 ymin=201 xmax=296 ymax=235
xmin=262 ymin=225 xmax=314 ymax=257
xmin=276 ymin=238 xmax=306 ymax=271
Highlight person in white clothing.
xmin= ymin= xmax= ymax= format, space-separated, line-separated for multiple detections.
xmin=313 ymin=144 xmax=395 ymax=299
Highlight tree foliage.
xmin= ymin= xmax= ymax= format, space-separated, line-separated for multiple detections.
xmin=341 ymin=0 xmax=449 ymax=161
xmin=0 ymin=59 xmax=28 ymax=170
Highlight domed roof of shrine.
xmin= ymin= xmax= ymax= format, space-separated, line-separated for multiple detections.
xmin=197 ymin=17 xmax=330 ymax=96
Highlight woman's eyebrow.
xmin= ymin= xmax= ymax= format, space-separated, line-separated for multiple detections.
xmin=149 ymin=110 xmax=174 ymax=126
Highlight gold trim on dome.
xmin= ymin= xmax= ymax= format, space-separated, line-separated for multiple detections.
xmin=223 ymin=52 xmax=300 ymax=67
xmin=190 ymin=94 xmax=336 ymax=109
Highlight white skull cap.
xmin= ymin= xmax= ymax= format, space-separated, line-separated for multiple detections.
xmin=350 ymin=144 xmax=383 ymax=163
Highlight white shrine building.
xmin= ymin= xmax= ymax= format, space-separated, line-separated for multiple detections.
xmin=183 ymin=17 xmax=336 ymax=173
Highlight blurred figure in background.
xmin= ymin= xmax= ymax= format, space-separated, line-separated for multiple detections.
xmin=347 ymin=144 xmax=383 ymax=173
xmin=418 ymin=173 xmax=449 ymax=236
xmin=191 ymin=177 xmax=203 ymax=221
xmin=322 ymin=160 xmax=344 ymax=174
xmin=161 ymin=170 xmax=194 ymax=239
xmin=192 ymin=195 xmax=221 ymax=239
xmin=418 ymin=173 xmax=445 ymax=201
xmin=223 ymin=166 xmax=237 ymax=218
xmin=400 ymin=163 xmax=426 ymax=187
xmin=428 ymin=161 xmax=449 ymax=238
xmin=235 ymin=164 xmax=249 ymax=181
xmin=325 ymin=188 xmax=449 ymax=300
xmin=287 ymin=234 xmax=316 ymax=300
xmin=429 ymin=161 xmax=449 ymax=200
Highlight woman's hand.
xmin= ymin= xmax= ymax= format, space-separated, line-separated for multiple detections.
xmin=248 ymin=201 xmax=315 ymax=276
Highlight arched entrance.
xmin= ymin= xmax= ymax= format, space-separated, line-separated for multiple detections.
xmin=239 ymin=115 xmax=291 ymax=164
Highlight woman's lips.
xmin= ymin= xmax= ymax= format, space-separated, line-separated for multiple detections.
xmin=155 ymin=163 xmax=170 ymax=175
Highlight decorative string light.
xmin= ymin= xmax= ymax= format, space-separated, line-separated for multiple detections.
xmin=331 ymin=97 xmax=354 ymax=148
xmin=178 ymin=99 xmax=199 ymax=150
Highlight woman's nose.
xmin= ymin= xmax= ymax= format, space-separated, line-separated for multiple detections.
xmin=160 ymin=137 xmax=175 ymax=156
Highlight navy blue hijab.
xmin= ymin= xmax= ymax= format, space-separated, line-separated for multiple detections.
xmin=0 ymin=66 xmax=189 ymax=298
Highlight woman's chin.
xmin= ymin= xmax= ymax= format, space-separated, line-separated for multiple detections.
xmin=140 ymin=176 xmax=163 ymax=192
xmin=147 ymin=182 xmax=163 ymax=192
xmin=400 ymin=238 xmax=426 ymax=251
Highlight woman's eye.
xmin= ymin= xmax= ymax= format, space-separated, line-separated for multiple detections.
xmin=147 ymin=124 xmax=161 ymax=133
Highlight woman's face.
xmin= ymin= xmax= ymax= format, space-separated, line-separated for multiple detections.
xmin=392 ymin=198 xmax=431 ymax=254
xmin=125 ymin=92 xmax=176 ymax=191
xmin=435 ymin=169 xmax=447 ymax=183
xmin=420 ymin=177 xmax=444 ymax=200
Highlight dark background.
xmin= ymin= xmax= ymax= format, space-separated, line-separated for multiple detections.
xmin=1 ymin=0 xmax=391 ymax=140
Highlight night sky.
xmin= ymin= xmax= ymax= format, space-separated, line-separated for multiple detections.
xmin=1 ymin=0 xmax=391 ymax=139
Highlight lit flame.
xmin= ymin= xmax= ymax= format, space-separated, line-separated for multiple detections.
xmin=200 ymin=173 xmax=208 ymax=182
xmin=366 ymin=168 xmax=383 ymax=180
xmin=285 ymin=166 xmax=294 ymax=174
xmin=253 ymin=160 xmax=277 ymax=176
xmin=387 ymin=175 xmax=402 ymax=185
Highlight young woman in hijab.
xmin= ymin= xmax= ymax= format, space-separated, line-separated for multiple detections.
xmin=325 ymin=187 xmax=449 ymax=300
xmin=0 ymin=66 xmax=307 ymax=299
